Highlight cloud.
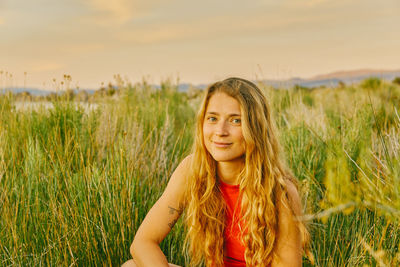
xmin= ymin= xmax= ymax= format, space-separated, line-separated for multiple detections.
xmin=281 ymin=0 xmax=331 ymax=7
xmin=280 ymin=0 xmax=355 ymax=9
xmin=304 ymin=0 xmax=329 ymax=7
xmin=113 ymin=10 xmax=332 ymax=45
xmin=85 ymin=0 xmax=170 ymax=25
xmin=86 ymin=0 xmax=134 ymax=24
xmin=81 ymin=0 xmax=352 ymax=43
xmin=301 ymin=0 xmax=331 ymax=7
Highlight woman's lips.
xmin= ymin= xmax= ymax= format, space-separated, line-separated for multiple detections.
xmin=213 ymin=141 xmax=233 ymax=148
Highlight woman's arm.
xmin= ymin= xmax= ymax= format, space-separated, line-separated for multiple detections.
xmin=271 ymin=180 xmax=303 ymax=267
xmin=130 ymin=155 xmax=191 ymax=267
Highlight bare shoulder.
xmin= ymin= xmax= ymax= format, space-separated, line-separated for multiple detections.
xmin=159 ymin=154 xmax=193 ymax=207
xmin=283 ymin=179 xmax=301 ymax=216
xmin=166 ymin=154 xmax=193 ymax=189
xmin=172 ymin=154 xmax=193 ymax=175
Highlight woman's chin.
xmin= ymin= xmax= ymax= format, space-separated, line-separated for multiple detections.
xmin=210 ymin=153 xmax=245 ymax=163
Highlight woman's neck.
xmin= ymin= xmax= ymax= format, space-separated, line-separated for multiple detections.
xmin=217 ymin=160 xmax=244 ymax=185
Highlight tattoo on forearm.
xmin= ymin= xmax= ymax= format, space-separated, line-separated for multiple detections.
xmin=168 ymin=205 xmax=183 ymax=215
xmin=167 ymin=204 xmax=183 ymax=229
xmin=168 ymin=218 xmax=178 ymax=229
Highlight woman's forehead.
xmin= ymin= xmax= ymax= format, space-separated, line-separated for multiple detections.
xmin=206 ymin=92 xmax=241 ymax=114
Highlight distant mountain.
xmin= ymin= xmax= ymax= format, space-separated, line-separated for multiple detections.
xmin=1 ymin=87 xmax=52 ymax=96
xmin=177 ymin=83 xmax=207 ymax=91
xmin=311 ymin=69 xmax=400 ymax=80
xmin=0 ymin=85 xmax=206 ymax=95
xmin=261 ymin=69 xmax=400 ymax=89
xmin=0 ymin=88 xmax=96 ymax=96
xmin=1 ymin=69 xmax=399 ymax=95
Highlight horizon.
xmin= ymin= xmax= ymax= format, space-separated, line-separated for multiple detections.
xmin=2 ymin=67 xmax=399 ymax=92
xmin=1 ymin=0 xmax=399 ymax=89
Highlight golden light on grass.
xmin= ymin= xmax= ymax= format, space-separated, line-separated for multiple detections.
xmin=0 ymin=77 xmax=400 ymax=265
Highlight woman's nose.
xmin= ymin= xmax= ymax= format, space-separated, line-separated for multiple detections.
xmin=215 ymin=121 xmax=228 ymax=136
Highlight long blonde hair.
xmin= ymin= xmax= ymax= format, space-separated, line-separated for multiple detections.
xmin=184 ymin=78 xmax=310 ymax=266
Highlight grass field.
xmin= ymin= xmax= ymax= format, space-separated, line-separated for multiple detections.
xmin=1 ymin=78 xmax=399 ymax=266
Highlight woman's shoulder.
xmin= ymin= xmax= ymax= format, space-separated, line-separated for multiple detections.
xmin=280 ymin=176 xmax=302 ymax=216
xmin=167 ymin=154 xmax=193 ymax=187
xmin=159 ymin=154 xmax=194 ymax=207
xmin=176 ymin=153 xmax=194 ymax=172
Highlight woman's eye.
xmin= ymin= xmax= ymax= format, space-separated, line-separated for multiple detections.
xmin=207 ymin=117 xmax=217 ymax=122
xmin=231 ymin=118 xmax=241 ymax=124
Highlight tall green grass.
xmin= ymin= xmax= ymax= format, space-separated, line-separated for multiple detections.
xmin=0 ymin=80 xmax=399 ymax=266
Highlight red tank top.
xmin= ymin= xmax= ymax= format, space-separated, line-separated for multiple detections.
xmin=219 ymin=180 xmax=246 ymax=267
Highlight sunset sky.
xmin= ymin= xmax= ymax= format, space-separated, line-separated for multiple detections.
xmin=1 ymin=0 xmax=399 ymax=90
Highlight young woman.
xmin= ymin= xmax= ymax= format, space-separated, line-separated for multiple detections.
xmin=122 ymin=77 xmax=310 ymax=267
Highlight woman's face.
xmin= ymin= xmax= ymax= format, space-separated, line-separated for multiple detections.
xmin=203 ymin=92 xmax=246 ymax=163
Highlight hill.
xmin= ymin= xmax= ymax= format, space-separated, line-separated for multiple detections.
xmin=1 ymin=68 xmax=399 ymax=95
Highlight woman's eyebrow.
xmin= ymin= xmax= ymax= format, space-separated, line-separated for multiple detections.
xmin=206 ymin=111 xmax=241 ymax=116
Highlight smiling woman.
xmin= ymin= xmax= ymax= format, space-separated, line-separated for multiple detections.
xmin=122 ymin=77 xmax=311 ymax=267
xmin=202 ymin=92 xmax=246 ymax=175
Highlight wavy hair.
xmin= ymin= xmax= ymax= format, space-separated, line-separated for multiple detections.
xmin=184 ymin=78 xmax=310 ymax=266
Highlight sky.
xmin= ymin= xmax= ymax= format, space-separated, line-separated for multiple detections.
xmin=1 ymin=0 xmax=399 ymax=90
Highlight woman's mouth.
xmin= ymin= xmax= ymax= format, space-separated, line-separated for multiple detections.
xmin=213 ymin=141 xmax=233 ymax=148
